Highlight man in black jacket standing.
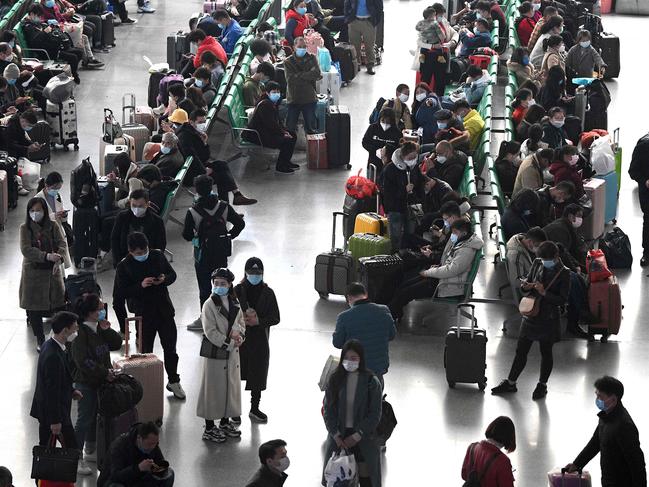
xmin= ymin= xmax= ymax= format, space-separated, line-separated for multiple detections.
xmin=113 ymin=232 xmax=186 ymax=400
xmin=628 ymin=133 xmax=649 ymax=266
xmin=565 ymin=376 xmax=646 ymax=487
xmin=30 ymin=311 xmax=82 ymax=449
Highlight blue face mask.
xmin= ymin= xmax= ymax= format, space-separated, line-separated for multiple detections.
xmin=595 ymin=398 xmax=607 ymax=411
xmin=296 ymin=6 xmax=307 ymax=15
xmin=450 ymin=233 xmax=459 ymax=244
xmin=7 ymin=78 xmax=16 ymax=86
xmin=541 ymin=259 xmax=555 ymax=269
xmin=194 ymin=79 xmax=204 ymax=88
xmin=47 ymin=188 xmax=59 ymax=197
xmin=475 ymin=12 xmax=482 ymax=19
xmin=212 ymin=286 xmax=229 ymax=296
xmin=437 ymin=122 xmax=447 ymax=129
xmin=160 ymin=145 xmax=171 ymax=155
xmin=24 ymin=125 xmax=33 ymax=131
xmin=443 ymin=219 xmax=450 ymax=229
xmin=295 ymin=47 xmax=307 ymax=57
xmin=8 ymin=40 xmax=14 ymax=48
xmin=133 ymin=252 xmax=149 ymax=262
xmin=522 ymin=56 xmax=530 ymax=66
xmin=45 ymin=0 xmax=55 ymax=8
xmin=138 ymin=446 xmax=153 ymax=455
xmin=98 ymin=309 xmax=107 ymax=321
xmin=473 ymin=27 xmax=480 ymax=35
xmin=269 ymin=92 xmax=281 ymax=103
xmin=246 ymin=273 xmax=263 ymax=285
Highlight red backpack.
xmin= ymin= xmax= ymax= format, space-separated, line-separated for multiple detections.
xmin=345 ymin=169 xmax=377 ymax=200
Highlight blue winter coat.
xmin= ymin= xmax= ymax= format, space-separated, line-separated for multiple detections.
xmin=414 ymin=95 xmax=441 ymax=144
xmin=219 ymin=19 xmax=244 ymax=55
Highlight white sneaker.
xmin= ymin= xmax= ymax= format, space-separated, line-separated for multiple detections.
xmin=187 ymin=318 xmax=203 ymax=331
xmin=166 ymin=381 xmax=186 ymax=399
xmin=18 ymin=187 xmax=29 ymax=196
xmin=77 ymin=459 xmax=92 ymax=475
xmin=84 ymin=451 xmax=97 ymax=463
xmin=137 ymin=2 xmax=155 ymax=13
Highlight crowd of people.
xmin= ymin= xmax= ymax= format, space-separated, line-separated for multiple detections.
xmin=2 ymin=0 xmax=647 ymax=485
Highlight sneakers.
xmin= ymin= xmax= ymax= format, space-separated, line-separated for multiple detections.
xmin=566 ymin=322 xmax=590 ymax=339
xmin=166 ymin=381 xmax=186 ymax=400
xmin=275 ymin=165 xmax=294 ymax=174
xmin=202 ymin=427 xmax=226 ymax=443
xmin=84 ymin=450 xmax=97 ymax=463
xmin=187 ymin=317 xmax=203 ymax=331
xmin=532 ymin=382 xmax=548 ymax=400
xmin=249 ymin=408 xmax=268 ymax=423
xmin=230 ymin=416 xmax=242 ymax=425
xmin=491 ymin=379 xmax=517 ymax=395
xmin=18 ymin=186 xmax=29 ymax=196
xmin=77 ymin=459 xmax=92 ymax=475
xmin=137 ymin=1 xmax=156 ymax=13
xmin=121 ymin=17 xmax=137 ymax=24
xmin=232 ymin=193 xmax=258 ymax=205
xmin=83 ymin=58 xmax=104 ymax=69
xmin=366 ymin=67 xmax=376 ymax=75
xmin=288 ymin=162 xmax=300 ymax=169
xmin=220 ymin=421 xmax=242 ymax=437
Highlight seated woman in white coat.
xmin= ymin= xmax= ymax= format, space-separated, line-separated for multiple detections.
xmin=196 ymin=267 xmax=246 ymax=444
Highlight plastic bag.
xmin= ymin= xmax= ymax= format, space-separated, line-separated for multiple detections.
xmin=43 ymin=73 xmax=75 ymax=104
xmin=18 ymin=158 xmax=41 ymax=190
xmin=318 ymin=354 xmax=339 ymax=391
xmin=324 ymin=449 xmax=357 ymax=487
xmin=590 ymin=136 xmax=615 ymax=175
xmin=586 ymin=249 xmax=612 ymax=283
xmin=318 ymin=47 xmax=332 ymax=72
xmin=304 ymin=29 xmax=324 ymax=55
xmin=345 ymin=169 xmax=377 ymax=200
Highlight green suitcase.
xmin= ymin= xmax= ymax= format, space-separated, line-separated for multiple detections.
xmin=348 ymin=233 xmax=392 ymax=261
xmin=613 ymin=128 xmax=622 ymax=195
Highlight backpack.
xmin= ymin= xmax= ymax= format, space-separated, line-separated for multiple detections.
xmin=157 ymin=73 xmax=185 ymax=106
xmin=463 ymin=443 xmax=501 ymax=487
xmin=70 ymin=157 xmax=100 ymax=209
xmin=368 ymin=97 xmax=388 ymax=124
xmin=65 ymin=272 xmax=101 ymax=308
xmin=191 ymin=202 xmax=231 ymax=268
xmin=97 ymin=374 xmax=143 ymax=417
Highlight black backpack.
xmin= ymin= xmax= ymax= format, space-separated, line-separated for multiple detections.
xmin=599 ymin=227 xmax=632 ymax=269
xmin=70 ymin=157 xmax=99 ymax=209
xmin=97 ymin=374 xmax=144 ymax=417
xmin=462 ymin=443 xmax=501 ymax=487
xmin=368 ymin=97 xmax=389 ymax=124
xmin=65 ymin=272 xmax=102 ymax=309
xmin=192 ymin=202 xmax=231 ymax=268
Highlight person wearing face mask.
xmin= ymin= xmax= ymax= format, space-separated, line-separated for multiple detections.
xmin=242 ymin=61 xmax=276 ymax=107
xmin=424 ymin=140 xmax=468 ymax=190
xmin=541 ymin=105 xmax=572 ymax=149
xmin=187 ymin=28 xmax=227 ymax=70
xmin=196 ymin=267 xmax=246 ymax=443
xmin=0 ymin=43 xmax=16 ymax=77
xmin=97 ymin=421 xmax=174 ymax=487
xmin=565 ymin=30 xmax=607 ymax=79
xmin=529 ymin=14 xmax=564 ymax=69
xmin=512 ymin=88 xmax=535 ymax=126
xmin=515 ymin=2 xmax=538 ymax=47
xmin=199 ymin=51 xmax=226 ymax=89
xmin=361 ymin=107 xmax=401 ymax=175
xmin=512 ymin=147 xmax=555 ymax=196
xmin=491 ymin=241 xmax=570 ymax=400
xmin=343 ymin=0 xmax=382 ymax=75
xmin=379 ymin=141 xmax=426 ymax=250
xmin=382 ymin=84 xmax=413 ymax=130
xmin=245 ymin=81 xmax=299 ymax=173
xmin=549 ymin=145 xmax=584 ymax=197
xmin=187 ymin=67 xmax=217 ymax=107
xmin=506 ymin=227 xmax=547 ymax=302
xmin=283 ymin=0 xmax=310 ymax=46
xmin=323 ymin=339 xmax=382 ymax=487
xmin=431 ymin=109 xmax=470 ymax=153
xmin=494 ymin=140 xmax=522 ymax=196
xmin=565 ymin=376 xmax=647 ymax=487
xmin=535 ymin=180 xmax=575 ymax=226
xmin=540 ymin=34 xmax=566 ymax=81
xmin=34 ymin=171 xmax=72 ymax=267
xmin=507 ymin=46 xmax=542 ymax=89
xmin=415 ymin=4 xmax=456 ymax=96
xmin=528 ymin=4 xmax=556 ymax=51
xmin=5 ymin=109 xmax=43 ymax=159
xmin=410 ymin=82 xmax=435 ymax=126
xmin=246 ymin=439 xmax=290 ymax=487
xmin=453 ymin=99 xmax=485 ymax=152
xmin=214 ymin=10 xmax=243 ymax=56
xmin=234 ymin=257 xmax=280 ymax=423
xmin=458 ymin=18 xmax=491 ymax=57
xmin=70 ymin=293 xmax=122 ymax=475
xmin=20 ymin=197 xmax=67 ymax=351
xmin=113 ymin=232 xmax=185 ymax=399
xmin=107 ymin=153 xmax=144 ymax=210
xmin=520 ymin=123 xmax=549 ymax=158
xmin=30 ymin=311 xmax=83 ymax=453
xmin=151 ymin=132 xmax=184 ymax=179
xmin=388 ymin=217 xmax=483 ymax=320
xmin=501 ymin=188 xmax=541 ymax=241
xmin=249 ymin=38 xmax=275 ymax=75
xmin=412 ymin=84 xmax=443 ymax=144
xmin=183 ymin=175 xmax=245 ymax=330
xmin=284 ymin=36 xmax=322 ymax=136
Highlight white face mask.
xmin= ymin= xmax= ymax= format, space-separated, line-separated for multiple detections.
xmin=580 ymin=41 xmax=591 ymax=49
xmin=196 ymin=122 xmax=208 ymax=132
xmin=528 ymin=99 xmax=536 ymax=107
xmin=131 ymin=206 xmax=147 ymax=217
xmin=276 ymin=457 xmax=290 ymax=472
xmin=558 ymin=44 xmax=566 ymax=53
xmin=404 ymin=157 xmax=417 ymax=168
xmin=436 ymin=155 xmax=447 ymax=164
xmin=66 ymin=331 xmax=78 ymax=342
xmin=572 ymin=216 xmax=583 ymax=228
xmin=30 ymin=210 xmax=44 ymax=222
xmin=551 ymin=119 xmax=565 ymax=128
xmin=398 ymin=93 xmax=409 ymax=103
xmin=415 ymin=92 xmax=427 ymax=102
xmin=342 ymin=359 xmax=359 ymax=372
xmin=380 ymin=122 xmax=391 ymax=131
xmin=569 ymin=155 xmax=579 ymax=165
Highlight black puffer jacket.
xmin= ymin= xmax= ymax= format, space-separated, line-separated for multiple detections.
xmin=379 ymin=149 xmax=426 ymax=214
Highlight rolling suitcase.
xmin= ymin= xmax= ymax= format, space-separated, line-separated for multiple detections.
xmin=97 ymin=180 xmax=115 ymax=217
xmin=615 ymin=0 xmax=649 ymax=14
xmin=72 ymin=206 xmax=99 ymax=266
xmin=307 ymin=133 xmax=328 ymax=169
xmin=101 ymin=144 xmax=128 ymax=176
xmin=332 ymin=43 xmax=358 ymax=84
xmin=315 ymin=94 xmax=328 ymax=133
xmin=203 ymin=0 xmax=226 ymax=13
xmin=28 ymin=120 xmax=52 ymax=162
xmin=598 ymin=32 xmax=619 ymax=79
xmin=580 ymin=178 xmax=605 ymax=240
xmin=612 ymin=127 xmax=623 ymax=194
xmin=444 ymin=304 xmax=487 ymax=389
xmin=588 ymin=275 xmax=621 ymax=338
xmin=343 ymin=195 xmax=374 ymax=241
xmin=0 ymin=152 xmax=19 ymax=209
xmin=45 ymin=99 xmax=79 ymax=151
xmin=354 ymin=212 xmax=388 ymax=236
xmin=314 ymin=211 xmax=354 ymax=297
xmin=0 ymin=170 xmax=7 ymax=230
xmin=594 ymin=171 xmax=617 ymax=223
xmin=134 ymin=106 xmax=156 ymax=132
xmin=167 ymin=32 xmax=190 ymax=73
xmin=100 ymin=12 xmax=116 ymax=47
xmin=114 ymin=317 xmax=165 ymax=425
xmin=121 ymin=94 xmax=151 ymax=161
xmin=358 ymin=254 xmax=403 ymax=304
xmin=148 ymin=72 xmax=165 ymax=109
xmin=326 ymin=105 xmax=351 ymax=169
xmin=96 ymin=407 xmax=138 ymax=469
xmin=348 ymin=232 xmax=391 ymax=260
xmin=573 ymin=87 xmax=586 ymax=133
xmin=316 ymin=65 xmax=341 ymax=105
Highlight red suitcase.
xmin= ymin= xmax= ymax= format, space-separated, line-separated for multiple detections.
xmin=114 ymin=317 xmax=165 ymax=425
xmin=588 ymin=275 xmax=621 ymax=337
xmin=548 ymin=468 xmax=592 ymax=487
xmin=307 ymin=133 xmax=328 ymax=169
xmin=0 ymin=170 xmax=7 ymax=231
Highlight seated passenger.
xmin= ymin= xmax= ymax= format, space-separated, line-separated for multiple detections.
xmin=565 ymin=29 xmax=607 ymax=79
xmin=187 ymin=28 xmax=227 ymax=70
xmin=512 ymin=147 xmax=554 ymax=196
xmin=515 ymin=1 xmax=538 ymax=47
xmin=137 ymin=165 xmax=179 ymax=215
xmin=242 ymin=61 xmax=275 ymax=107
xmin=186 ymin=67 xmax=218 ymax=107
xmin=502 ymin=188 xmax=540 ymax=241
xmin=413 ymin=86 xmax=442 ymax=144
xmin=515 ymin=99 xmax=545 ymax=142
xmin=458 ymin=18 xmax=491 ymax=57
xmin=512 ymin=88 xmax=534 ymax=126
xmin=433 ymin=109 xmax=470 ymax=153
xmin=388 ymin=217 xmax=483 ymax=320
xmin=494 ymin=140 xmax=522 ymax=196
xmin=529 ymin=14 xmax=563 ymax=69
xmin=536 ymin=180 xmax=575 ymax=226
xmin=442 ymin=65 xmax=489 ymax=110
xmin=361 ymin=107 xmax=401 ymax=176
xmin=541 ymin=106 xmax=571 ymax=149
xmin=424 ymin=140 xmax=469 ymax=190
xmin=506 ymin=226 xmax=547 ymax=302
xmin=5 ymin=109 xmax=42 ymax=158
xmin=232 ymin=0 xmax=266 ymax=24
xmin=190 ymin=11 xmax=221 ymax=38
xmin=507 ymin=46 xmax=541 ymax=89
xmin=520 ymin=123 xmax=548 ymax=158
xmin=475 ymin=0 xmax=506 ymax=37
xmin=283 ymin=0 xmax=309 ymax=46
xmin=540 ymin=34 xmax=566 ymax=81
xmin=186 ymin=86 xmax=208 ymax=111
xmin=199 ymin=51 xmax=226 ymax=89
xmin=108 ymin=153 xmax=143 ymax=210
xmin=543 ymin=203 xmax=587 ymax=271
xmin=410 ymin=82 xmax=434 ymax=128
xmin=255 ymin=21 xmax=281 ymax=55
xmin=249 ymin=38 xmax=275 ymax=74
xmin=151 ymin=132 xmax=184 ymax=179
xmin=527 ymin=5 xmax=556 ymax=51
xmin=549 ymin=145 xmax=583 ymax=197
xmin=539 ymin=66 xmax=573 ymax=112
xmin=383 ymin=84 xmax=413 ymax=130
xmin=245 ymin=81 xmax=298 ymax=174
xmin=214 ymin=10 xmax=243 ymax=56
xmin=453 ymin=99 xmax=485 ymax=152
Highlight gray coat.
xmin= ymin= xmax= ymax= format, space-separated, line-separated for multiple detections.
xmin=566 ymin=44 xmax=606 ymax=78
xmin=19 ymin=219 xmax=66 ymax=311
xmin=506 ymin=233 xmax=535 ymax=302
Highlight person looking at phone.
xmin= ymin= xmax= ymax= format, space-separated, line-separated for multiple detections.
xmin=5 ymin=108 xmax=42 ymax=158
xmin=97 ymin=421 xmax=175 ymax=487
xmin=35 ymin=171 xmax=72 ymax=267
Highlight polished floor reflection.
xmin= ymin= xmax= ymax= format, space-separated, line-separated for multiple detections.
xmin=0 ymin=2 xmax=647 ymax=486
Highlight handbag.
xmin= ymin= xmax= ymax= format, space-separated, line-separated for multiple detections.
xmin=324 ymin=449 xmax=358 ymax=487
xmin=31 ymin=435 xmax=80 ymax=482
xmin=519 ymin=266 xmax=564 ymax=318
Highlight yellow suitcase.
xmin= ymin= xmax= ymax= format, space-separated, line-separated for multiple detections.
xmin=354 ymin=212 xmax=388 ymax=236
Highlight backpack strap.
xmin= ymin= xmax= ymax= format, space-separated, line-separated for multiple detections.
xmin=478 ymin=450 xmax=502 ymax=482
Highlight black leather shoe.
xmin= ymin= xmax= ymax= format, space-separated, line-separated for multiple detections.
xmin=641 ymin=255 xmax=649 ymax=267
xmin=532 ymin=383 xmax=548 ymax=400
xmin=366 ymin=67 xmax=376 ymax=75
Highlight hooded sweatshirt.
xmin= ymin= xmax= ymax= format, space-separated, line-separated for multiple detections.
xmin=379 ymin=149 xmax=426 ymax=213
xmin=194 ymin=35 xmax=227 ymax=68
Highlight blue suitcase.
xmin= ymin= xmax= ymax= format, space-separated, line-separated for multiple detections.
xmin=594 ymin=171 xmax=618 ymax=223
xmin=315 ymin=94 xmax=328 ymax=133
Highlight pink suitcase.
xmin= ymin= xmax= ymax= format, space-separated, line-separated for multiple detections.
xmin=114 ymin=317 xmax=165 ymax=425
xmin=203 ymin=0 xmax=226 ymax=13
xmin=580 ymin=178 xmax=605 ymax=240
xmin=0 ymin=170 xmax=7 ymax=231
xmin=548 ymin=469 xmax=592 ymax=487
xmin=307 ymin=133 xmax=328 ymax=169
xmin=588 ymin=275 xmax=622 ymax=335
xmin=134 ymin=106 xmax=156 ymax=133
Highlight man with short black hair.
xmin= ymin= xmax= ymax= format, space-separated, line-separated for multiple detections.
xmin=565 ymin=376 xmax=646 ymax=487
xmin=242 ymin=61 xmax=275 ymax=107
xmin=214 ymin=10 xmax=244 ymax=55
xmin=0 ymin=466 xmax=12 ymax=487
xmin=245 ymin=439 xmax=289 ymax=487
xmin=536 ymin=180 xmax=576 ymax=226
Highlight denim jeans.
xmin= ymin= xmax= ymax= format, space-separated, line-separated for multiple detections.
xmin=387 ymin=211 xmax=404 ymax=251
xmin=74 ymin=382 xmax=98 ymax=449
xmin=285 ymin=102 xmax=317 ymax=135
xmin=567 ymin=271 xmax=587 ymax=323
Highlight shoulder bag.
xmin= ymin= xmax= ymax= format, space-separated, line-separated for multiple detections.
xmin=199 ymin=295 xmax=235 ymax=360
xmin=519 ymin=267 xmax=564 ymax=318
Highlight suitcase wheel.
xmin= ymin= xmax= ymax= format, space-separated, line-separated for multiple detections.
xmin=478 ymin=378 xmax=487 ymax=391
xmin=346 ymin=164 xmax=351 ymax=170
xmin=600 ymin=334 xmax=609 ymax=343
xmin=318 ymin=292 xmax=328 ymax=299
xmin=447 ymin=381 xmax=455 ymax=388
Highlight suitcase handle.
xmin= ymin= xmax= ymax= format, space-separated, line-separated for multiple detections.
xmin=124 ymin=316 xmax=143 ymax=357
xmin=613 ymin=127 xmax=619 ymax=147
xmin=368 ymin=162 xmax=380 ymax=212
xmin=122 ymin=93 xmax=136 ymax=124
xmin=455 ymin=303 xmax=476 ymax=338
xmin=332 ymin=211 xmax=348 ymax=253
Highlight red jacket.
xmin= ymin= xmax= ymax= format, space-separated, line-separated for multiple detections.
xmin=461 ymin=441 xmax=514 ymax=487
xmin=194 ymin=36 xmax=227 ymax=68
xmin=283 ymin=8 xmax=309 ymax=46
xmin=516 ymin=16 xmax=537 ymax=47
xmin=513 ymin=105 xmax=527 ymax=126
xmin=550 ymin=160 xmax=584 ymax=197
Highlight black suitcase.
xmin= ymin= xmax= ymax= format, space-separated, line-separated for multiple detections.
xmin=444 ymin=304 xmax=487 ymax=389
xmin=28 ymin=120 xmax=51 ymax=163
xmin=314 ymin=212 xmax=354 ymax=298
xmin=148 ymin=72 xmax=165 ymax=108
xmin=584 ymin=79 xmax=610 ymax=131
xmin=100 ymin=12 xmax=116 ymax=47
xmin=326 ymin=105 xmax=351 ymax=169
xmin=449 ymin=56 xmax=470 ymax=83
xmin=72 ymin=207 xmax=99 ymax=266
xmin=167 ymin=32 xmax=190 ymax=74
xmin=332 ymin=43 xmax=358 ymax=84
xmin=97 ymin=407 xmax=138 ymax=470
xmin=358 ymin=254 xmax=404 ymax=304
xmin=97 ymin=180 xmax=115 ymax=218
xmin=0 ymin=151 xmax=18 ymax=209
xmin=599 ymin=32 xmax=619 ymax=79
